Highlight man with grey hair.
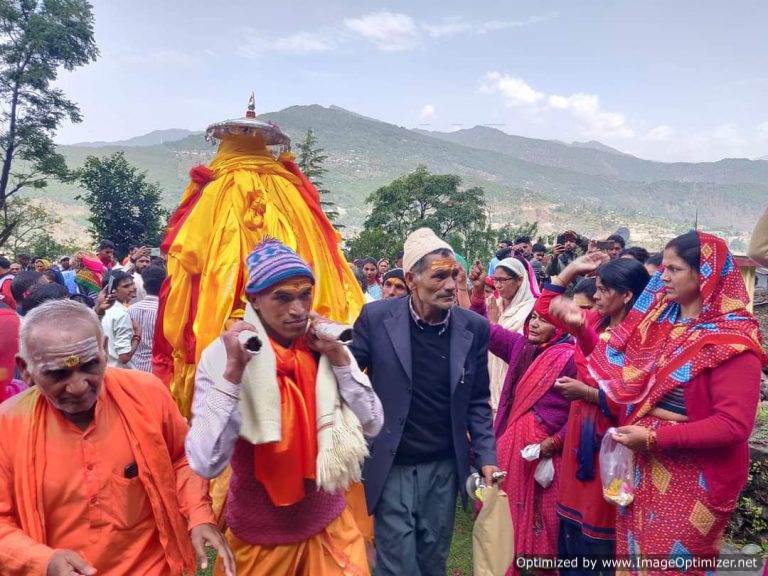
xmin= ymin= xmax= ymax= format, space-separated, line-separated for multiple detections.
xmin=350 ymin=227 xmax=498 ymax=576
xmin=0 ymin=299 xmax=234 ymax=576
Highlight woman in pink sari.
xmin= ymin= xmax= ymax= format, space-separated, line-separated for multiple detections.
xmin=470 ymin=262 xmax=575 ymax=572
xmin=498 ymin=332 xmax=574 ymax=572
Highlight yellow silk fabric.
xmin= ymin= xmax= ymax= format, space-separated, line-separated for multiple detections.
xmin=161 ymin=135 xmax=363 ymax=416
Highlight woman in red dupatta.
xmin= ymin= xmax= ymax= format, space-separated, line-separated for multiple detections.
xmin=535 ymin=255 xmax=650 ymax=573
xmin=589 ymin=231 xmax=766 ymax=574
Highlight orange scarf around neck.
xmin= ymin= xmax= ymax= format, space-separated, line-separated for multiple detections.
xmin=253 ymin=337 xmax=319 ymax=506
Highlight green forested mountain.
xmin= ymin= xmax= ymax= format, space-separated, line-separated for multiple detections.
xmin=37 ymin=104 xmax=765 ymax=248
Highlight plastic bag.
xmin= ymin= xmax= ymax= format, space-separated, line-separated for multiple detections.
xmin=520 ymin=443 xmax=541 ymax=461
xmin=473 ymin=484 xmax=514 ymax=576
xmin=534 ymin=458 xmax=554 ymax=488
xmin=521 ymin=443 xmax=554 ymax=488
xmin=599 ymin=428 xmax=635 ymax=506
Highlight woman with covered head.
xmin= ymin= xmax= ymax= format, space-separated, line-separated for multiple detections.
xmin=589 ymin=231 xmax=765 ymax=569
xmin=535 ymin=253 xmax=650 ymax=570
xmin=469 ymin=261 xmax=576 ymax=571
xmin=72 ymin=251 xmax=107 ymax=303
xmin=484 ymin=255 xmax=537 ymax=414
xmin=186 ymin=238 xmax=383 ymax=576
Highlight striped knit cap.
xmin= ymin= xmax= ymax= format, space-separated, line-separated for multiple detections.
xmin=245 ymin=238 xmax=315 ymax=295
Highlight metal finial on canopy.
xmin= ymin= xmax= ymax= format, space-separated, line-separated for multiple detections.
xmin=205 ymin=93 xmax=291 ymax=150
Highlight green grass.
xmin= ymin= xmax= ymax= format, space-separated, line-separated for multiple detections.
xmin=196 ymin=549 xmax=215 ymax=576
xmin=448 ymin=500 xmax=476 ymax=576
xmin=194 ymin=499 xmax=476 ymax=575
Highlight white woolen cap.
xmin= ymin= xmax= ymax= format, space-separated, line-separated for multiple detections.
xmin=402 ymin=228 xmax=454 ymax=274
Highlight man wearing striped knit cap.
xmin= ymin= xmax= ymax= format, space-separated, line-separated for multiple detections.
xmin=186 ymin=238 xmax=383 ymax=575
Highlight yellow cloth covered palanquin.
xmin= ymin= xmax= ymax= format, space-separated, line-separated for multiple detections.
xmin=153 ymin=105 xmax=363 ymax=418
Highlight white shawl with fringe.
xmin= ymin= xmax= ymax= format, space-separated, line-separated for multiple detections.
xmin=199 ymin=307 xmax=369 ymax=493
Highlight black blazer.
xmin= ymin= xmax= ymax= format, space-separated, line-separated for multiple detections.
xmin=349 ymin=296 xmax=496 ymax=513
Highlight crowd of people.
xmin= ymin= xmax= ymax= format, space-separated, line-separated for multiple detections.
xmin=0 ymin=241 xmax=168 ymax=397
xmin=0 ymin=218 xmax=766 ymax=576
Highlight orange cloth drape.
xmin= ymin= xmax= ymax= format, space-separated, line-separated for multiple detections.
xmin=154 ymin=135 xmax=363 ymax=417
xmin=254 ymin=338 xmax=319 ymax=507
xmin=216 ymin=507 xmax=368 ymax=576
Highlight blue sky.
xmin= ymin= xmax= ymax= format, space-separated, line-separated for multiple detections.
xmin=54 ymin=0 xmax=768 ymax=162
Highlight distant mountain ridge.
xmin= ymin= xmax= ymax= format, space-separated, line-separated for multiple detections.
xmin=569 ymin=140 xmax=631 ymax=156
xmin=35 ymin=104 xmax=765 ymax=249
xmin=72 ymin=128 xmax=198 ymax=148
xmin=417 ymin=125 xmax=768 ymax=184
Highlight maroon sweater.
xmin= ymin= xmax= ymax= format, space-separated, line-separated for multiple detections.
xmin=654 ymin=352 xmax=762 ymax=504
xmin=225 ymin=439 xmax=345 ymax=546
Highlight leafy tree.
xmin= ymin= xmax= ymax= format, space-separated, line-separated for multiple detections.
xmin=18 ymin=228 xmax=78 ymax=259
xmin=295 ymin=128 xmax=342 ymax=227
xmin=344 ymin=228 xmax=392 ymax=262
xmin=490 ymin=221 xmax=547 ymax=251
xmin=76 ymin=152 xmax=168 ymax=258
xmin=346 ymin=165 xmax=489 ymax=261
xmin=496 ymin=221 xmax=540 ymax=244
xmin=0 ymin=0 xmax=98 ymax=247
xmin=3 ymin=196 xmax=77 ymax=257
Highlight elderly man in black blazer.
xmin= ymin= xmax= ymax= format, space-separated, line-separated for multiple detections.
xmin=350 ymin=228 xmax=498 ymax=576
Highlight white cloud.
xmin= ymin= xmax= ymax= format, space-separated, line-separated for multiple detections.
xmin=646 ymin=125 xmax=675 ymax=141
xmin=420 ymin=104 xmax=435 ymax=119
xmin=478 ymin=19 xmax=528 ymax=33
xmin=239 ymin=31 xmax=334 ymax=56
xmin=423 ymin=12 xmax=558 ymax=38
xmin=480 ymin=72 xmax=544 ymax=107
xmin=237 ymin=12 xmax=557 ymax=57
xmin=478 ymin=74 xmax=768 ymax=160
xmin=547 ymin=92 xmax=634 ymax=138
xmin=710 ymin=123 xmax=747 ymax=147
xmin=272 ymin=32 xmax=334 ymax=54
xmin=423 ymin=17 xmax=471 ymax=38
xmin=343 ymin=11 xmax=419 ymax=51
xmin=480 ymin=72 xmax=633 ymax=138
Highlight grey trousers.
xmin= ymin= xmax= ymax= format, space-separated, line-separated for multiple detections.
xmin=373 ymin=459 xmax=458 ymax=576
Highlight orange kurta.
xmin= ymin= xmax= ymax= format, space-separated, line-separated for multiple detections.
xmin=42 ymin=388 xmax=168 ymax=574
xmin=0 ymin=369 xmax=214 ymax=575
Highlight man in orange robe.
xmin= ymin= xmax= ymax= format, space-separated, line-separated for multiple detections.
xmin=0 ymin=299 xmax=234 ymax=576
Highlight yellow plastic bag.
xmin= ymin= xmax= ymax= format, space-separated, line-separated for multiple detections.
xmin=473 ymin=484 xmax=515 ymax=576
